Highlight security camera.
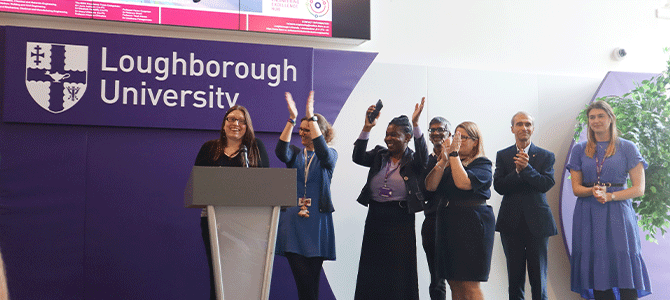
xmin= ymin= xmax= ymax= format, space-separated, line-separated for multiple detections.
xmin=613 ymin=48 xmax=627 ymax=61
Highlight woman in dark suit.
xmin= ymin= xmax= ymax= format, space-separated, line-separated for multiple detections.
xmin=193 ymin=105 xmax=269 ymax=299
xmin=353 ymin=98 xmax=428 ymax=300
xmin=425 ymin=121 xmax=494 ymax=300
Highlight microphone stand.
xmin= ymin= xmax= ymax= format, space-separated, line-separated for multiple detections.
xmin=240 ymin=145 xmax=249 ymax=168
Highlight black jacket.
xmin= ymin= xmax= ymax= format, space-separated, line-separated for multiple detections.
xmin=352 ymin=134 xmax=429 ymax=213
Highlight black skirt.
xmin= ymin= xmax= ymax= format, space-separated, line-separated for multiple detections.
xmin=354 ymin=200 xmax=419 ymax=300
xmin=435 ymin=204 xmax=495 ymax=282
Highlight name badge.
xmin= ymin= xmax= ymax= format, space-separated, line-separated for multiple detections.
xmin=378 ymin=186 xmax=393 ymax=198
xmin=298 ymin=197 xmax=312 ymax=206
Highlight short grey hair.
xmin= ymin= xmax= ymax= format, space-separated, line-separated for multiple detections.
xmin=429 ymin=116 xmax=451 ymax=133
xmin=511 ymin=111 xmax=534 ymax=126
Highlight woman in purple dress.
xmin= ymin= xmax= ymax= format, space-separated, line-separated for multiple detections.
xmin=567 ymin=100 xmax=651 ymax=300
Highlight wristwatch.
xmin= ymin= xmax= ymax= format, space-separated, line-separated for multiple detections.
xmin=448 ymin=151 xmax=459 ymax=157
xmin=310 ymin=115 xmax=318 ymax=122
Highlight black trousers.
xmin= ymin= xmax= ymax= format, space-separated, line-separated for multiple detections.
xmin=285 ymin=252 xmax=325 ymax=300
xmin=593 ymin=288 xmax=638 ymax=300
xmin=499 ymin=217 xmax=550 ymax=300
xmin=421 ymin=214 xmax=447 ymax=300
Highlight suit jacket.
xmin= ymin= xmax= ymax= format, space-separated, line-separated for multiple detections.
xmin=494 ymin=143 xmax=557 ymax=237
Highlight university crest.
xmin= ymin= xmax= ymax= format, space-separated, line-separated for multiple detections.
xmin=25 ymin=42 xmax=88 ymax=114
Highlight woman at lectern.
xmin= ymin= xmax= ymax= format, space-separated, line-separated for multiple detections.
xmin=274 ymin=91 xmax=337 ymax=300
xmin=352 ymin=98 xmax=428 ymax=300
xmin=193 ymin=105 xmax=269 ymax=300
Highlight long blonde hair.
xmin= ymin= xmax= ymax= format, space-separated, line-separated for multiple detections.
xmin=456 ymin=121 xmax=485 ymax=166
xmin=585 ymin=100 xmax=619 ymax=158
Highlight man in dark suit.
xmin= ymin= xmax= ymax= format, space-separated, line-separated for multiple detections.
xmin=494 ymin=112 xmax=557 ymax=300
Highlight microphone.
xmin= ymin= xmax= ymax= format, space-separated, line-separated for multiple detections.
xmin=240 ymin=145 xmax=249 ymax=168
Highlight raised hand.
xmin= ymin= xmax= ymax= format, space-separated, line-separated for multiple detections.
xmin=305 ymin=91 xmax=315 ymax=119
xmin=449 ymin=131 xmax=462 ymax=154
xmin=438 ymin=136 xmax=452 ymax=164
xmin=364 ymin=104 xmax=379 ymax=131
xmin=412 ymin=97 xmax=426 ymax=127
xmin=285 ymin=92 xmax=298 ymax=121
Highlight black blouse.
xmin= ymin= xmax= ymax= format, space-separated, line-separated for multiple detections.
xmin=194 ymin=138 xmax=269 ymax=168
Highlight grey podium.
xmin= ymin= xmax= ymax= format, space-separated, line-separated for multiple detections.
xmin=185 ymin=166 xmax=296 ymax=300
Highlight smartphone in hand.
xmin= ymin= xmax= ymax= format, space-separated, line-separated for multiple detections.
xmin=368 ymin=99 xmax=383 ymax=123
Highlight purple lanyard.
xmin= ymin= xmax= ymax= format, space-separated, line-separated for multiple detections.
xmin=595 ymin=151 xmax=606 ymax=184
xmin=384 ymin=159 xmax=401 ymax=185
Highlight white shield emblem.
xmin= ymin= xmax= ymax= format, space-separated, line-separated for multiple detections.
xmin=25 ymin=42 xmax=88 ymax=114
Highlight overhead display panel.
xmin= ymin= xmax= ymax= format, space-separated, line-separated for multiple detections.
xmin=0 ymin=0 xmax=368 ymax=40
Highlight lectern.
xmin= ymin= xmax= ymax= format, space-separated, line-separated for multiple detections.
xmin=185 ymin=166 xmax=296 ymax=300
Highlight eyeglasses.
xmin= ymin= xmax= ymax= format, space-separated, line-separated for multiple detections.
xmin=225 ymin=117 xmax=246 ymax=125
xmin=299 ymin=127 xmax=311 ymax=133
xmin=428 ymin=127 xmax=450 ymax=134
xmin=461 ymin=135 xmax=477 ymax=141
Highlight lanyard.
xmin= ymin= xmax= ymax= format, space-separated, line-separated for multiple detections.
xmin=303 ymin=148 xmax=316 ymax=197
xmin=384 ymin=158 xmax=401 ymax=186
xmin=595 ymin=148 xmax=606 ymax=184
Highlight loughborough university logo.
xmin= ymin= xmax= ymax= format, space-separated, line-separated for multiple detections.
xmin=25 ymin=42 xmax=88 ymax=114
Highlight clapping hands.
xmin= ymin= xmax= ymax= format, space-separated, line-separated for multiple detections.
xmin=285 ymin=91 xmax=316 ymax=120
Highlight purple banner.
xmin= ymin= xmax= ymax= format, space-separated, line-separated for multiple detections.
xmin=2 ymin=26 xmax=313 ymax=132
xmin=1 ymin=25 xmax=377 ymax=300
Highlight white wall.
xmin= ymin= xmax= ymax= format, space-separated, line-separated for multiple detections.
xmin=360 ymin=0 xmax=670 ymax=77
xmin=3 ymin=1 xmax=669 ymax=299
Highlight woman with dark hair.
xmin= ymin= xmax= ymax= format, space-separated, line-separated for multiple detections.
xmin=195 ymin=105 xmax=268 ymax=168
xmin=193 ymin=105 xmax=269 ymax=299
xmin=353 ymin=98 xmax=428 ymax=300
xmin=274 ymin=91 xmax=337 ymax=300
xmin=567 ymin=100 xmax=650 ymax=300
xmin=425 ymin=121 xmax=494 ymax=300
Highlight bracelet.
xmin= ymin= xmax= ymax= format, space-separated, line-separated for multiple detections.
xmin=288 ymin=118 xmax=296 ymax=125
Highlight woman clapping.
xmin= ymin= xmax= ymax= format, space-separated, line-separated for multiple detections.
xmin=274 ymin=91 xmax=337 ymax=300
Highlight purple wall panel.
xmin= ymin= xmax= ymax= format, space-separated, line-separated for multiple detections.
xmin=0 ymin=26 xmax=377 ymax=300
xmin=313 ymin=49 xmax=377 ymax=124
xmin=83 ymin=127 xmax=214 ymax=299
xmin=0 ymin=123 xmax=88 ymax=299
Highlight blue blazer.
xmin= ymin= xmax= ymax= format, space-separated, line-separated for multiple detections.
xmin=494 ymin=143 xmax=558 ymax=237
